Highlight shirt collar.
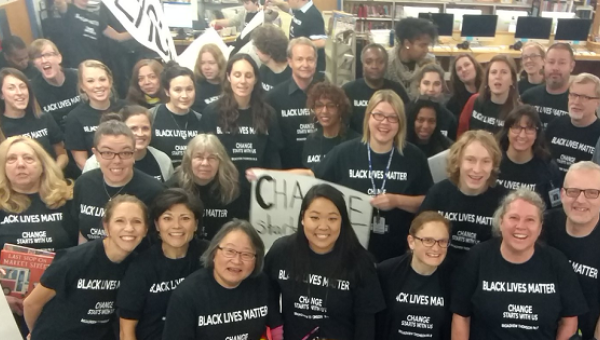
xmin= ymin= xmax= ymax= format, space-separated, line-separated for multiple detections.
xmin=288 ymin=78 xmax=302 ymax=95
xmin=299 ymin=0 xmax=313 ymax=13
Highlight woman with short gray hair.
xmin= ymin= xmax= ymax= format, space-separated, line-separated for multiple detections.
xmin=451 ymin=188 xmax=587 ymax=340
xmin=162 ymin=219 xmax=283 ymax=340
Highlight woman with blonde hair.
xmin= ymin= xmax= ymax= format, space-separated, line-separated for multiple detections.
xmin=420 ymin=130 xmax=507 ymax=258
xmin=314 ymin=89 xmax=434 ymax=262
xmin=64 ymin=60 xmax=127 ymax=170
xmin=519 ymin=41 xmax=545 ymax=95
xmin=167 ymin=134 xmax=249 ymax=239
xmin=126 ymin=59 xmax=165 ymax=108
xmin=192 ymin=43 xmax=226 ymax=113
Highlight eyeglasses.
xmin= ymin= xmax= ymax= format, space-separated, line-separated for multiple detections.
xmin=413 ymin=236 xmax=450 ymax=248
xmin=563 ymin=188 xmax=600 ymax=199
xmin=509 ymin=125 xmax=538 ymax=135
xmin=194 ymin=154 xmax=219 ymax=163
xmin=98 ymin=151 xmax=135 ymax=160
xmin=33 ymin=52 xmax=58 ymax=60
xmin=314 ymin=103 xmax=338 ymax=111
xmin=218 ymin=246 xmax=256 ymax=261
xmin=370 ymin=112 xmax=399 ymax=123
xmin=568 ymin=93 xmax=600 ymax=102
xmin=522 ymin=54 xmax=542 ymax=61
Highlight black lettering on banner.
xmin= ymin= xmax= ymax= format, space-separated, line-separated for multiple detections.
xmin=145 ymin=5 xmax=170 ymax=58
xmin=255 ymin=175 xmax=305 ymax=210
xmin=348 ymin=195 xmax=367 ymax=227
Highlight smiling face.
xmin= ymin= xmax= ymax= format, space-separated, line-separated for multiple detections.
xmin=408 ymin=221 xmax=449 ymax=269
xmin=314 ymin=97 xmax=341 ymax=129
xmin=5 ymin=142 xmax=43 ymax=193
xmin=487 ymin=61 xmax=513 ymax=97
xmin=508 ymin=116 xmax=536 ymax=153
xmin=125 ymin=114 xmax=151 ymax=152
xmin=288 ymin=44 xmax=316 ymax=82
xmin=228 ymin=59 xmax=256 ymax=99
xmin=213 ymin=229 xmax=256 ymax=288
xmin=368 ymin=101 xmax=399 ymax=147
xmin=32 ymin=44 xmax=62 ymax=81
xmin=201 ymin=52 xmax=220 ymax=82
xmin=419 ymin=71 xmax=443 ymax=97
xmin=562 ymin=168 xmax=600 ymax=226
xmin=137 ymin=65 xmax=160 ymax=97
xmin=156 ymin=203 xmax=197 ymax=250
xmin=455 ymin=56 xmax=476 ymax=85
xmin=414 ymin=107 xmax=437 ymax=142
xmin=302 ymin=197 xmax=342 ymax=254
xmin=81 ymin=66 xmax=111 ymax=105
xmin=544 ymin=48 xmax=574 ymax=90
xmin=93 ymin=135 xmax=135 ymax=186
xmin=521 ymin=45 xmax=544 ymax=76
xmin=1 ymin=75 xmax=29 ymax=112
xmin=500 ymin=199 xmax=542 ymax=255
xmin=458 ymin=141 xmax=493 ymax=195
xmin=166 ymin=75 xmax=195 ymax=112
xmin=103 ymin=202 xmax=147 ymax=254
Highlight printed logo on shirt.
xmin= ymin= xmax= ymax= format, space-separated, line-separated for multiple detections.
xmin=75 ymin=13 xmax=99 ymax=27
xmin=281 ymin=108 xmax=311 ymax=118
xmin=205 ymin=209 xmax=228 ymax=218
xmin=353 ymin=99 xmax=368 ymax=107
xmin=216 ymin=126 xmax=257 ymax=135
xmin=396 ymin=292 xmax=444 ymax=307
xmin=570 ymin=260 xmax=598 ymax=279
xmin=43 ymin=96 xmax=81 ymax=113
xmin=277 ymin=270 xmax=351 ymax=290
xmin=502 ymin=304 xmax=539 ymax=326
xmin=149 ymin=278 xmax=185 ymax=293
xmin=533 ymin=105 xmax=568 ymax=120
xmin=439 ymin=211 xmax=492 ymax=226
xmin=77 ymin=279 xmax=120 ymax=290
xmin=204 ymin=96 xmax=219 ymax=105
xmin=296 ymin=123 xmax=315 ymax=137
xmin=225 ymin=333 xmax=249 ymax=340
xmin=482 ymin=280 xmax=556 ymax=294
xmin=84 ymin=125 xmax=98 ymax=133
xmin=83 ymin=26 xmax=98 ymax=40
xmin=8 ymin=230 xmax=56 ymax=246
xmin=1 ymin=213 xmax=63 ymax=225
xmin=262 ymin=82 xmax=273 ymax=91
xmin=550 ymin=137 xmax=595 ymax=154
xmin=292 ymin=17 xmax=302 ymax=25
xmin=21 ymin=128 xmax=48 ymax=140
xmin=171 ymin=145 xmax=188 ymax=158
xmin=472 ymin=110 xmax=504 ymax=127
xmin=306 ymin=154 xmax=321 ymax=163
xmin=197 ymin=306 xmax=268 ymax=326
xmin=154 ymin=129 xmax=198 ymax=139
xmin=81 ymin=204 xmax=104 ymax=217
xmin=348 ymin=169 xmax=408 ymax=181
xmin=497 ymin=179 xmax=536 ymax=191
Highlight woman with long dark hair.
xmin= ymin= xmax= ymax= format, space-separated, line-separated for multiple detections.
xmin=446 ymin=54 xmax=483 ymax=120
xmin=265 ymin=184 xmax=385 ymax=340
xmin=406 ymin=97 xmax=453 ymax=158
xmin=126 ymin=59 xmax=165 ymax=108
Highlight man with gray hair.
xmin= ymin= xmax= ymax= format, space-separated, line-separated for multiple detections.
xmin=545 ymin=73 xmax=600 ymax=177
xmin=544 ymin=161 xmax=600 ymax=340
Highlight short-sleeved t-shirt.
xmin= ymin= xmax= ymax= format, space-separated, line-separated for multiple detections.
xmin=64 ymin=99 xmax=127 ymax=155
xmin=62 ymin=3 xmax=108 ymax=68
xmin=31 ymin=239 xmax=134 ymax=340
xmin=451 ymin=238 xmax=588 ymax=340
xmin=134 ymin=151 xmax=164 ymax=182
xmin=0 ymin=112 xmax=63 ymax=158
xmin=192 ymin=80 xmax=221 ymax=114
xmin=468 ymin=97 xmax=505 ymax=134
xmin=314 ymin=138 xmax=433 ymax=261
xmin=518 ymin=78 xmax=543 ymax=96
xmin=446 ymin=90 xmax=475 ymax=121
xmin=264 ymin=235 xmax=385 ymax=340
xmin=543 ymin=209 xmax=600 ymax=340
xmin=520 ymin=85 xmax=569 ymax=128
xmin=72 ymin=168 xmax=165 ymax=241
xmin=117 ymin=240 xmax=207 ymax=340
xmin=545 ymin=115 xmax=600 ymax=175
xmin=31 ymin=69 xmax=81 ymax=131
xmin=419 ymin=179 xmax=506 ymax=257
xmin=260 ymin=64 xmax=292 ymax=92
xmin=0 ymin=194 xmax=77 ymax=251
xmin=162 ymin=267 xmax=282 ymax=340
xmin=290 ymin=3 xmax=326 ymax=72
xmin=342 ymin=78 xmax=410 ymax=134
xmin=302 ymin=128 xmax=360 ymax=169
xmin=150 ymin=104 xmax=202 ymax=167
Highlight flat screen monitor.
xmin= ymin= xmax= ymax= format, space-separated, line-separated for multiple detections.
xmin=461 ymin=14 xmax=498 ymax=38
xmin=418 ymin=13 xmax=454 ymax=36
xmin=555 ymin=18 xmax=593 ymax=41
xmin=163 ymin=2 xmax=194 ymax=29
xmin=514 ymin=17 xmax=552 ymax=39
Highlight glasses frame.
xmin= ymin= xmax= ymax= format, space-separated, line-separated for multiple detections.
xmin=217 ymin=246 xmax=256 ymax=261
xmin=413 ymin=236 xmax=450 ymax=248
xmin=97 ymin=150 xmax=135 ymax=160
xmin=563 ymin=188 xmax=600 ymax=199
xmin=370 ymin=112 xmax=399 ymax=124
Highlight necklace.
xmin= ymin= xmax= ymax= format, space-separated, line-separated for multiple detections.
xmin=103 ymin=181 xmax=126 ymax=201
xmin=166 ymin=106 xmax=189 ymax=130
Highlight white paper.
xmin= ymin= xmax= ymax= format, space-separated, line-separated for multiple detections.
xmin=177 ymin=28 xmax=233 ymax=71
xmin=0 ymin=295 xmax=22 ymax=340
xmin=240 ymin=10 xmax=264 ymax=40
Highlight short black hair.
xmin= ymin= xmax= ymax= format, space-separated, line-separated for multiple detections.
xmin=395 ymin=17 xmax=438 ymax=45
xmin=161 ymin=60 xmax=195 ymax=91
xmin=2 ymin=35 xmax=26 ymax=55
xmin=151 ymin=188 xmax=204 ymax=224
xmin=546 ymin=42 xmax=574 ymax=60
xmin=361 ymin=43 xmax=388 ymax=64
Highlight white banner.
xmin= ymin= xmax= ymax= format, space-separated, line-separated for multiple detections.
xmin=177 ymin=28 xmax=232 ymax=72
xmin=102 ymin=0 xmax=177 ymax=62
xmin=0 ymin=294 xmax=21 ymax=340
xmin=250 ymin=170 xmax=372 ymax=250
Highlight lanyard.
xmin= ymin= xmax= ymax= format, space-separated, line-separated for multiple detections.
xmin=367 ymin=142 xmax=394 ymax=195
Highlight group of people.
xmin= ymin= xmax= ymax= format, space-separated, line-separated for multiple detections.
xmin=1 ymin=7 xmax=600 ymax=340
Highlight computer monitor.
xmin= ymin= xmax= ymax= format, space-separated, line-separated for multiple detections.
xmin=555 ymin=18 xmax=593 ymax=42
xmin=461 ymin=14 xmax=498 ymax=39
xmin=418 ymin=13 xmax=454 ymax=37
xmin=446 ymin=8 xmax=482 ymax=31
xmin=514 ymin=17 xmax=552 ymax=40
xmin=163 ymin=2 xmax=194 ymax=29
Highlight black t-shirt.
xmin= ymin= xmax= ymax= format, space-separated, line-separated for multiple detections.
xmin=520 ymin=85 xmax=569 ymax=128
xmin=260 ymin=64 xmax=292 ymax=92
xmin=0 ymin=112 xmax=63 ymax=158
xmin=0 ymin=194 xmax=77 ymax=251
xmin=62 ymin=3 xmax=108 ymax=68
xmin=545 ymin=115 xmax=600 ymax=175
xmin=497 ymin=155 xmax=563 ymax=209
xmin=419 ymin=179 xmax=506 ymax=257
xmin=31 ymin=240 xmax=134 ymax=340
xmin=64 ymin=99 xmax=127 ymax=155
xmin=166 ymin=178 xmax=250 ymax=240
xmin=451 ymin=238 xmax=588 ymax=340
xmin=0 ymin=54 xmax=41 ymax=80
xmin=290 ymin=4 xmax=326 ymax=73
xmin=162 ymin=267 xmax=282 ymax=340
xmin=405 ymin=99 xmax=457 ymax=141
xmin=342 ymin=78 xmax=410 ymax=134
xmin=302 ymin=128 xmax=360 ymax=169
xmin=135 ymin=151 xmax=164 ymax=182
xmin=266 ymin=79 xmax=316 ymax=169
xmin=264 ymin=235 xmax=385 ymax=340
xmin=71 ymin=168 xmax=165 ymax=241
xmin=446 ymin=90 xmax=475 ymax=121
xmin=377 ymin=254 xmax=452 ymax=340
xmin=468 ymin=97 xmax=504 ymax=134
xmin=150 ymin=104 xmax=202 ymax=167
xmin=314 ymin=139 xmax=433 ymax=261
xmin=31 ymin=68 xmax=81 ymax=131
xmin=117 ymin=240 xmax=207 ymax=340
xmin=192 ymin=80 xmax=221 ymax=114
xmin=543 ymin=209 xmax=600 ymax=340
xmin=518 ymin=77 xmax=543 ymax=96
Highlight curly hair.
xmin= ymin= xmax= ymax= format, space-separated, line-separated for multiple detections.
xmin=446 ymin=130 xmax=502 ymax=188
xmin=194 ymin=43 xmax=226 ymax=83
xmin=306 ymin=82 xmax=351 ymax=135
xmin=252 ymin=24 xmax=289 ymax=63
xmin=126 ymin=59 xmax=166 ymax=106
xmin=395 ymin=17 xmax=438 ymax=45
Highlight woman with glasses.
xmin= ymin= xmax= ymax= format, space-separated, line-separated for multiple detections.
xmin=406 ymin=97 xmax=453 ymax=158
xmin=496 ymin=105 xmax=562 ymax=209
xmin=72 ymin=119 xmax=164 ymax=243
xmin=377 ymin=211 xmax=453 ymax=340
xmin=452 ymin=189 xmax=587 ymax=340
xmin=162 ymin=219 xmax=283 ymax=340
xmin=314 ymin=90 xmax=434 ymax=262
xmin=519 ymin=42 xmax=545 ymax=95
xmin=265 ymin=184 xmax=385 ymax=340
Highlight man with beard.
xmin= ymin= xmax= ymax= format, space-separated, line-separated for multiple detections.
xmin=521 ymin=43 xmax=575 ymax=128
xmin=343 ymin=44 xmax=410 ymax=133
